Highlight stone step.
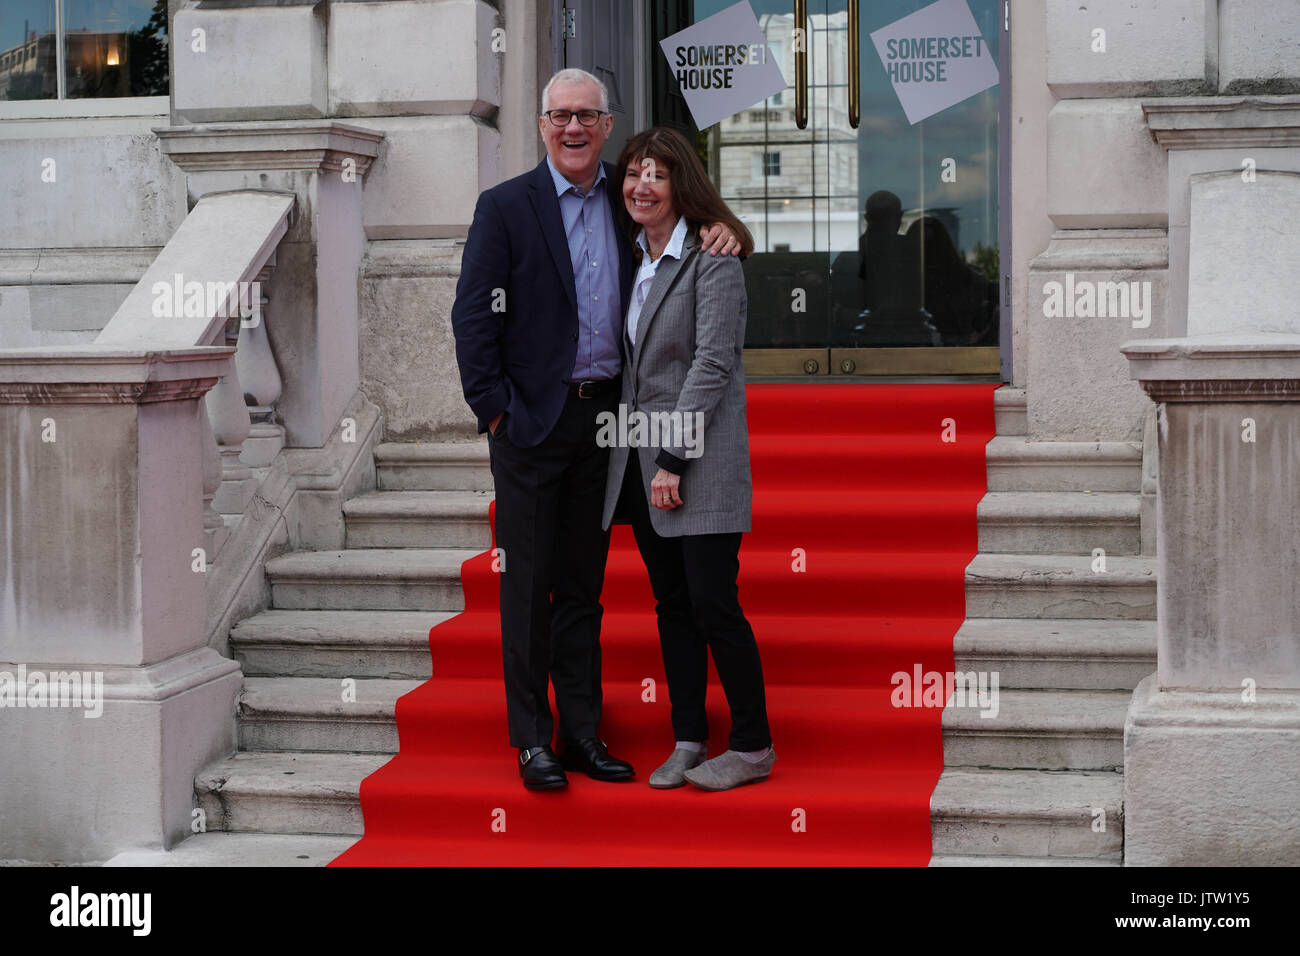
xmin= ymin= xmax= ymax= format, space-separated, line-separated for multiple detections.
xmin=343 ymin=487 xmax=994 ymax=553
xmin=195 ymin=751 xmax=387 ymax=836
xmin=343 ymin=490 xmax=493 ymax=549
xmin=930 ymin=766 xmax=1124 ymax=861
xmin=928 ymin=853 xmax=1119 ymax=866
xmin=228 ymin=610 xmax=1155 ymax=690
xmin=965 ymin=553 xmax=1156 ymax=620
xmin=238 ymin=677 xmax=422 ymax=753
xmin=941 ymin=688 xmax=1131 ymax=770
xmin=236 ymin=678 xmax=928 ymax=759
xmin=977 ymin=491 xmax=1140 ymax=554
xmin=103 ymin=832 xmax=359 ymax=867
xmin=193 ymin=751 xmax=1126 ymax=864
xmin=373 ymin=441 xmax=492 ymax=491
xmin=230 ymin=609 xmax=456 ymax=679
xmin=264 ymin=548 xmax=483 ymax=611
xmin=986 ymin=436 xmax=1143 ymax=492
xmin=994 ymin=386 xmax=1026 ymax=436
xmin=954 ymin=618 xmax=1156 ymax=690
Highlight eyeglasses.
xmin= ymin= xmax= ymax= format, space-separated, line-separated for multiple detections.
xmin=543 ymin=109 xmax=607 ymax=127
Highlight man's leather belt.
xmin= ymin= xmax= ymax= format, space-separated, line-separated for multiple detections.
xmin=568 ymin=377 xmax=620 ymax=399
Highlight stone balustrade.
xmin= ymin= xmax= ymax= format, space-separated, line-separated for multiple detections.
xmin=0 ymin=121 xmax=384 ymax=862
xmin=95 ymin=190 xmax=296 ymax=562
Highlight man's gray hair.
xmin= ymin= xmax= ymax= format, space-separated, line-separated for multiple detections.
xmin=541 ymin=68 xmax=610 ymax=114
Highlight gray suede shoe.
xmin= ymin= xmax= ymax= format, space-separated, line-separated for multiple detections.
xmin=648 ymin=747 xmax=707 ymax=789
xmin=682 ymin=748 xmax=776 ymax=791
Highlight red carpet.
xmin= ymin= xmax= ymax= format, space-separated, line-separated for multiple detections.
xmin=330 ymin=384 xmax=997 ymax=865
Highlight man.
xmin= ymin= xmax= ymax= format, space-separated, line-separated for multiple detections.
xmin=856 ymin=190 xmax=926 ymax=346
xmin=451 ymin=68 xmax=739 ymax=790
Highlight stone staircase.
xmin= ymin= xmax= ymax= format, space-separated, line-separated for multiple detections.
xmin=190 ymin=385 xmax=1155 ymax=865
xmin=194 ymin=444 xmax=493 ymax=841
xmin=929 ymin=387 xmax=1155 ymax=865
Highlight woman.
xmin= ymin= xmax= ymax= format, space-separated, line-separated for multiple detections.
xmin=600 ymin=127 xmax=775 ymax=791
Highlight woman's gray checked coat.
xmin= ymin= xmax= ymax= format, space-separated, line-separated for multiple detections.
xmin=601 ymin=229 xmax=752 ymax=537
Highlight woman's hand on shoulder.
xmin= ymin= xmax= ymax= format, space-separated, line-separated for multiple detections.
xmin=699 ymin=222 xmax=742 ymax=258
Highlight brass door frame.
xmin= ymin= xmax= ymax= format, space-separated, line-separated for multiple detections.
xmin=743 ymin=348 xmax=829 ymax=377
xmin=743 ymin=347 xmax=1000 ymax=377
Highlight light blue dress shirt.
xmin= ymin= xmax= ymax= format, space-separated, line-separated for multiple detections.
xmin=546 ymin=155 xmax=623 ymax=381
xmin=627 ymin=215 xmax=689 ymax=346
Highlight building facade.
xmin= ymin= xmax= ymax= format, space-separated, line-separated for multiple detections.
xmin=1 ymin=0 xmax=1297 ymax=865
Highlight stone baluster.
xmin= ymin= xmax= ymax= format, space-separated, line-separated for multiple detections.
xmin=204 ymin=311 xmax=257 ymax=514
xmin=236 ymin=260 xmax=286 ymax=467
xmin=199 ymin=406 xmax=228 ymax=559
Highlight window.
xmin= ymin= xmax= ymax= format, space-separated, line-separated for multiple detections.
xmin=762 ymin=151 xmax=781 ymax=176
xmin=1 ymin=0 xmax=167 ymax=101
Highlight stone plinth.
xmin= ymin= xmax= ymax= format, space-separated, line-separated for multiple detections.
xmin=0 ymin=347 xmax=243 ymax=861
xmin=1121 ymin=95 xmax=1300 ymax=864
xmin=1121 ymin=340 xmax=1300 ymax=865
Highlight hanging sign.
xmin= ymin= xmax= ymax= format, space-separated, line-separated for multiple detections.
xmin=660 ymin=0 xmax=788 ymax=131
xmin=869 ymin=0 xmax=999 ymax=125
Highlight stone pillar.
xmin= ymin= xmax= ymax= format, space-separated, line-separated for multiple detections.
xmin=1121 ymin=96 xmax=1300 ymax=865
xmin=1025 ymin=0 xmax=1223 ymax=441
xmin=0 ymin=347 xmax=243 ymax=862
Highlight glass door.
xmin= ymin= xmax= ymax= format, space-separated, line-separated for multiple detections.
xmin=823 ymin=0 xmax=1001 ymax=376
xmin=653 ymin=0 xmax=1002 ymax=377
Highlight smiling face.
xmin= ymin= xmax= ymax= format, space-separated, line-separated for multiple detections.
xmin=623 ymin=154 xmax=677 ymax=239
xmin=539 ymin=79 xmax=612 ymax=193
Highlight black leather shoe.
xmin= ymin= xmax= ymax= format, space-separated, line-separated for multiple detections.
xmin=559 ymin=737 xmax=636 ymax=781
xmin=518 ymin=746 xmax=568 ymax=790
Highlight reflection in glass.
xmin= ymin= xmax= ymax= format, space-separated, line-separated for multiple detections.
xmin=847 ymin=0 xmax=1000 ymax=349
xmin=0 ymin=1 xmax=57 ymax=100
xmin=662 ymin=0 xmax=1000 ymax=356
xmin=64 ymin=0 xmax=167 ymax=99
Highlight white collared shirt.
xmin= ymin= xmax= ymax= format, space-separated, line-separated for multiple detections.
xmin=626 ymin=215 xmax=689 ymax=346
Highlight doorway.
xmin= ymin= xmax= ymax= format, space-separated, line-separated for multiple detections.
xmin=646 ymin=0 xmax=1005 ymax=379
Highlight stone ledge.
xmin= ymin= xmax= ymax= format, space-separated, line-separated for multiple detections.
xmin=0 ymin=648 xmax=241 ymax=699
xmin=1029 ymin=229 xmax=1169 ymax=271
xmin=1122 ymin=333 xmax=1300 ymax=394
xmin=361 ymin=239 xmax=463 ymax=279
xmin=1144 ymin=94 xmax=1300 ymax=149
xmin=0 ymin=346 xmax=235 ymax=402
xmin=0 ymin=247 xmax=162 ymax=286
xmin=1127 ymin=679 xmax=1300 ymax=727
xmin=155 ymin=121 xmax=383 ymax=176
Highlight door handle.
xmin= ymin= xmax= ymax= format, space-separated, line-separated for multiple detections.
xmin=848 ymin=0 xmax=860 ymax=129
xmin=794 ymin=0 xmax=808 ymax=129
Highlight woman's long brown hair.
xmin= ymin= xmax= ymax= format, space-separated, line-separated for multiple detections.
xmin=615 ymin=126 xmax=755 ymax=259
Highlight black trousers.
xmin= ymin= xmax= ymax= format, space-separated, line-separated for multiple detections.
xmin=621 ymin=449 xmax=772 ymax=752
xmin=488 ymin=390 xmax=617 ymax=748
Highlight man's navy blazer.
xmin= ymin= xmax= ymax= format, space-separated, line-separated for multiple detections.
xmin=451 ymin=158 xmax=637 ymax=448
